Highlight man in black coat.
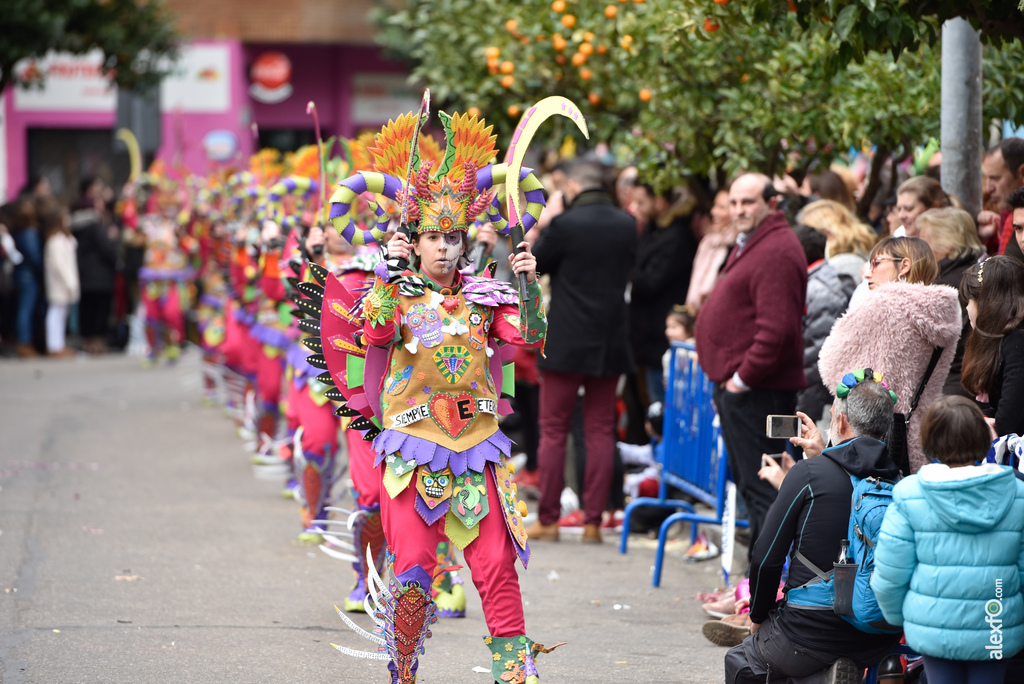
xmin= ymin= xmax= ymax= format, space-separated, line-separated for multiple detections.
xmin=525 ymin=159 xmax=638 ymax=543
xmin=629 ymin=183 xmax=698 ymax=403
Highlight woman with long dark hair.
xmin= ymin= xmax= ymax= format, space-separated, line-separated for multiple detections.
xmin=959 ymin=255 xmax=1024 ymax=436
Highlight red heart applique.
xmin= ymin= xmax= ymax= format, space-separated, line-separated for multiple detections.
xmin=428 ymin=391 xmax=478 ymax=440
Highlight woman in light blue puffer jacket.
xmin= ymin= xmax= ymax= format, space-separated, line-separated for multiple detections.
xmin=871 ymin=396 xmax=1024 ymax=684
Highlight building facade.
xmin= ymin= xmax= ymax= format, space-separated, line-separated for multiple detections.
xmin=0 ymin=0 xmax=415 ymax=202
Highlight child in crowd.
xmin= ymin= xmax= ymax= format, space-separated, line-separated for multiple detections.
xmin=619 ymin=304 xmax=698 ymax=469
xmin=662 ymin=304 xmax=696 ymax=384
xmin=871 ymin=396 xmax=1024 ymax=683
xmin=41 ymin=202 xmax=79 ymax=357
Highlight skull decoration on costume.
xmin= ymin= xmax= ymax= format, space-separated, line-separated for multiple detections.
xmin=405 ymin=303 xmax=443 ymax=352
xmin=416 ymin=467 xmax=454 ymax=507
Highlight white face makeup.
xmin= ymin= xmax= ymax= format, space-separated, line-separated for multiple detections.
xmin=414 ymin=231 xmax=465 ymax=280
xmin=438 ymin=232 xmax=462 ymax=273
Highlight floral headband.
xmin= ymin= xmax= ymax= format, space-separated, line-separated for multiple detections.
xmin=837 ymin=368 xmax=897 ymax=405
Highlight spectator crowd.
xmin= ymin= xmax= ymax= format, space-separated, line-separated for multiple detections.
xmin=5 ymin=135 xmax=1024 ymax=683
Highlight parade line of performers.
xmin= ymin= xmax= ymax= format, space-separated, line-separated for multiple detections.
xmin=120 ymin=97 xmax=588 ymax=683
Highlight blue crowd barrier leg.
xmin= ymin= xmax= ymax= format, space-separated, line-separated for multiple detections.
xmin=620 ymin=497 xmax=697 ymax=554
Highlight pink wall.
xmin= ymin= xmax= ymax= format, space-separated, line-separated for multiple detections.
xmin=242 ymin=43 xmax=407 ymax=139
xmin=155 ymin=40 xmax=251 ymax=180
xmin=3 ymin=99 xmax=115 ymax=200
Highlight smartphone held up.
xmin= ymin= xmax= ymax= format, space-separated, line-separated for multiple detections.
xmin=766 ymin=414 xmax=801 ymax=440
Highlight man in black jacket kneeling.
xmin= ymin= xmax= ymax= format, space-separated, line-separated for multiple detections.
xmin=725 ymin=375 xmax=903 ymax=684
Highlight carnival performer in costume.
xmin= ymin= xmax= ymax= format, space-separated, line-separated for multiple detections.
xmin=136 ymin=171 xmax=196 ymax=365
xmin=293 ymin=95 xmax=587 ymax=684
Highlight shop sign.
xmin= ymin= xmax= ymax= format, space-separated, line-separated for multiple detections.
xmin=13 ymin=50 xmax=116 ymax=112
xmin=161 ymin=44 xmax=231 ymax=113
xmin=249 ymin=51 xmax=293 ymax=104
xmin=351 ymin=74 xmax=420 ymax=125
xmin=202 ymin=129 xmax=239 ymax=162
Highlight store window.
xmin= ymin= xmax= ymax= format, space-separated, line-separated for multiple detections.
xmin=257 ymin=128 xmax=316 ymax=153
xmin=27 ymin=128 xmax=131 ymax=204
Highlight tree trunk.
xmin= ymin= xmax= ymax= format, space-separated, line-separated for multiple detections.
xmin=941 ymin=18 xmax=983 ymax=219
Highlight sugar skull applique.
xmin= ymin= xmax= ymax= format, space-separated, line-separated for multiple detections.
xmin=404 ymin=302 xmax=443 ymax=354
xmin=416 ymin=466 xmax=454 ymax=509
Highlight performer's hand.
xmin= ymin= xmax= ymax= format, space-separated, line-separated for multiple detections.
xmin=305 ymin=226 xmax=326 ymax=260
xmin=387 ymin=231 xmax=412 ymax=261
xmin=476 ymin=222 xmax=498 ymax=256
xmin=789 ymin=411 xmax=825 ymax=458
xmin=508 ymin=241 xmax=537 ymax=283
xmin=750 ymin=621 xmax=761 ymax=634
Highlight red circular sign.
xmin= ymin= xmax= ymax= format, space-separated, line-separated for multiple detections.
xmin=250 ymin=52 xmax=291 ymax=90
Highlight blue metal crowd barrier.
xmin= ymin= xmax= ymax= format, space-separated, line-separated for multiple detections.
xmin=619 ymin=341 xmax=748 ymax=587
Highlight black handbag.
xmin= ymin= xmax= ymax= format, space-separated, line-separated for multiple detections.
xmin=889 ymin=347 xmax=943 ymax=475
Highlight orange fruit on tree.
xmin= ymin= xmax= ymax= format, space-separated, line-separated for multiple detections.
xmin=704 ymin=17 xmax=719 ymax=32
xmin=579 ymin=42 xmax=594 ymax=55
xmin=467 ymin=106 xmax=481 ymax=118
xmin=552 ymin=34 xmax=567 ymax=51
xmin=788 ymin=0 xmax=797 ymax=11
xmin=618 ymin=0 xmax=628 ymax=3
xmin=551 ymin=0 xmax=565 ymax=12
xmin=740 ymin=73 xmax=750 ymax=83
xmin=633 ymin=0 xmax=645 ymax=3
xmin=561 ymin=14 xmax=576 ymax=28
xmin=488 ymin=57 xmax=499 ymax=68
xmin=571 ymin=51 xmax=587 ymax=66
xmin=580 ymin=67 xmax=593 ymax=80
xmin=485 ymin=46 xmax=500 ymax=59
xmin=620 ymin=35 xmax=633 ymax=49
xmin=605 ymin=5 xmax=618 ymax=18
xmin=488 ymin=63 xmax=498 ymax=75
xmin=638 ymin=88 xmax=652 ymax=102
xmin=500 ymin=61 xmax=515 ymax=74
xmin=500 ymin=74 xmax=515 ymax=88
xmin=508 ymin=104 xmax=521 ymax=118
xmin=584 ymin=31 xmax=595 ymax=42
xmin=555 ymin=54 xmax=567 ymax=64
xmin=536 ymin=34 xmax=547 ymax=41
xmin=588 ymin=92 xmax=600 ymax=105
xmin=714 ymin=0 xmax=729 ymax=4
xmin=596 ymin=44 xmax=608 ymax=54
xmin=505 ymin=19 xmax=518 ymax=33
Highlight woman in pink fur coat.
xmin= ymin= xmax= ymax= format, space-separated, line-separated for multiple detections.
xmin=818 ymin=237 xmax=962 ymax=473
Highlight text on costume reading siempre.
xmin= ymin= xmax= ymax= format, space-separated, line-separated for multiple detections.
xmin=391 ymin=397 xmax=497 ymax=428
xmin=986 ymin=578 xmax=1004 ymax=660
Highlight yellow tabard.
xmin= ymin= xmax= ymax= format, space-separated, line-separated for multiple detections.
xmin=380 ymin=288 xmax=498 ymax=452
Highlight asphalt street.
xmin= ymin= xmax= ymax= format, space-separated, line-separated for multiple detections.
xmin=0 ymin=351 xmax=739 ymax=683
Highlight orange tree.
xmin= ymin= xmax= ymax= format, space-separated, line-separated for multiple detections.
xmin=374 ymin=0 xmax=1022 ymax=192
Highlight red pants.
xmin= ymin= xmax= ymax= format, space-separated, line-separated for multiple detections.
xmin=379 ymin=464 xmax=524 ymax=637
xmin=286 ymin=387 xmax=339 ymax=458
xmin=222 ymin=307 xmax=258 ymax=376
xmin=536 ymin=370 xmax=618 ymax=526
xmin=256 ymin=348 xmax=284 ymax=408
xmin=142 ymin=282 xmax=184 ymax=348
xmin=347 ymin=430 xmax=379 ymax=509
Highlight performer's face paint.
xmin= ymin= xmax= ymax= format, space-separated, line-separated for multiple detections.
xmin=414 ymin=230 xmax=464 ymax=280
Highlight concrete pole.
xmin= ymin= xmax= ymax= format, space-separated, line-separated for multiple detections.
xmin=941 ymin=18 xmax=983 ymax=219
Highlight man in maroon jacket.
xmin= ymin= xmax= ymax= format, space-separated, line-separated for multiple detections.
xmin=695 ymin=173 xmax=807 ymax=555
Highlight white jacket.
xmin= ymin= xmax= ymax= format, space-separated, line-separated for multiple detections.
xmin=44 ymin=233 xmax=80 ymax=306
